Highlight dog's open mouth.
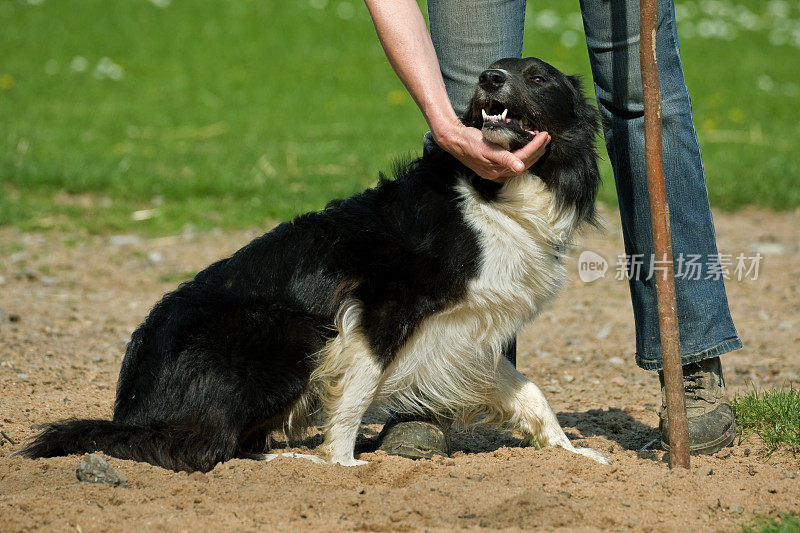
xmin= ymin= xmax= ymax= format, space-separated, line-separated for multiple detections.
xmin=480 ymin=101 xmax=539 ymax=139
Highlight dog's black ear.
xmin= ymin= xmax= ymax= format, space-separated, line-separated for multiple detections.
xmin=567 ymin=74 xmax=602 ymax=134
xmin=540 ymin=138 xmax=602 ymax=228
xmin=567 ymin=74 xmax=584 ymax=94
xmin=535 ymin=73 xmax=603 ymax=227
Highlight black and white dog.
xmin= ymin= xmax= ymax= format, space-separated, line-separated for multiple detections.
xmin=19 ymin=57 xmax=609 ymax=471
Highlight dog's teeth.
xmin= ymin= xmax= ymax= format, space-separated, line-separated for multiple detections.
xmin=501 ymin=109 xmax=508 ymax=120
xmin=482 ymin=109 xmax=488 ymax=121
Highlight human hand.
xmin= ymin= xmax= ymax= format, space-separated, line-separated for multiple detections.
xmin=434 ymin=123 xmax=551 ymax=183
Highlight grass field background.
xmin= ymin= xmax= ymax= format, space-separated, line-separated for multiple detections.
xmin=2 ymin=0 xmax=799 ymax=234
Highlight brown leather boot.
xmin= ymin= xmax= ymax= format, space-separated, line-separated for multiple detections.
xmin=659 ymin=356 xmax=736 ymax=455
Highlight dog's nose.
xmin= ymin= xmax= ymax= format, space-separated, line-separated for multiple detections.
xmin=479 ymin=69 xmax=507 ymax=91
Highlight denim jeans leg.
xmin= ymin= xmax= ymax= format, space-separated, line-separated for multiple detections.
xmin=425 ymin=0 xmax=527 ymax=365
xmin=428 ymin=0 xmax=526 ymax=118
xmin=578 ymin=0 xmax=742 ymax=370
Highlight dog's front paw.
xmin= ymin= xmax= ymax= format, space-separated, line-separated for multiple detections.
xmin=281 ymin=452 xmax=327 ymax=464
xmin=331 ymin=457 xmax=369 ymax=467
xmin=574 ymin=447 xmax=611 ymax=465
xmin=243 ymin=452 xmax=280 ymax=462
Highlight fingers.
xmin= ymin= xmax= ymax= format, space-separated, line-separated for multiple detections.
xmin=485 ymin=132 xmax=550 ymax=171
xmin=484 ymin=148 xmax=525 ymax=175
xmin=480 ymin=131 xmax=551 ymax=182
xmin=513 ymin=131 xmax=551 ymax=167
xmin=439 ymin=124 xmax=551 ymax=183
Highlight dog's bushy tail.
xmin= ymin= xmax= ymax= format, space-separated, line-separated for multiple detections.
xmin=16 ymin=419 xmax=234 ymax=472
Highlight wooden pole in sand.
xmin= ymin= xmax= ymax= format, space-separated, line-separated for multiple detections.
xmin=639 ymin=0 xmax=690 ymax=469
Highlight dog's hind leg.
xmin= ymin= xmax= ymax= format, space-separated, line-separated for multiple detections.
xmin=493 ymin=358 xmax=611 ymax=465
xmin=316 ymin=333 xmax=383 ymax=466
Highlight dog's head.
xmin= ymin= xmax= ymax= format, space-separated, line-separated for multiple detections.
xmin=463 ymin=57 xmax=602 ymax=224
xmin=463 ymin=57 xmax=597 ymax=151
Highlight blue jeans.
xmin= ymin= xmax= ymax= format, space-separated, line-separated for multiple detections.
xmin=425 ymin=0 xmax=742 ymax=370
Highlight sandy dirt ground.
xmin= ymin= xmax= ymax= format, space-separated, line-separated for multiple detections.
xmin=1 ymin=207 xmax=798 ymax=532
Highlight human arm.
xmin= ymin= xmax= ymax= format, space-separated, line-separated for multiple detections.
xmin=363 ymin=0 xmax=549 ymax=182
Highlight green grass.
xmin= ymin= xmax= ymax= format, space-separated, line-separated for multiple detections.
xmin=732 ymin=387 xmax=800 ymax=533
xmin=1 ymin=0 xmax=799 ymax=234
xmin=741 ymin=513 xmax=800 ymax=533
xmin=732 ymin=385 xmax=800 ymax=455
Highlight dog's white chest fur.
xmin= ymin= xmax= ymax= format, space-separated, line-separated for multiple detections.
xmin=458 ymin=172 xmax=574 ymax=327
xmin=378 ymin=173 xmax=577 ymax=416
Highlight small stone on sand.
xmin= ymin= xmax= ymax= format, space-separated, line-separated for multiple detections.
xmin=76 ymin=453 xmax=127 ymax=487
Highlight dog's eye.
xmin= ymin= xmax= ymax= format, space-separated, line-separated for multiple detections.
xmin=529 ymin=75 xmax=546 ymax=84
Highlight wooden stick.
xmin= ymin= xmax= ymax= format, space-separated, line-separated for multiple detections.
xmin=639 ymin=0 xmax=690 ymax=469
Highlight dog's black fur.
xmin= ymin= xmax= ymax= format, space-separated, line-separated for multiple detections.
xmin=18 ymin=58 xmax=601 ymax=472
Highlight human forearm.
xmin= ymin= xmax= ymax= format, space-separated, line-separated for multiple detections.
xmin=363 ymin=0 xmax=461 ymax=142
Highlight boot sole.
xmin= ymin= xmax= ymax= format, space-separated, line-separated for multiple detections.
xmin=661 ymin=419 xmax=736 ymax=456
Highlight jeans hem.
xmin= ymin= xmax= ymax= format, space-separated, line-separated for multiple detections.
xmin=635 ymin=336 xmax=743 ymax=371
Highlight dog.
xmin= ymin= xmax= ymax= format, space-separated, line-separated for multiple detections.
xmin=18 ymin=57 xmax=609 ymax=471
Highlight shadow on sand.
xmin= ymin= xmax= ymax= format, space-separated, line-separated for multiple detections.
xmin=265 ymin=408 xmax=663 ymax=460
